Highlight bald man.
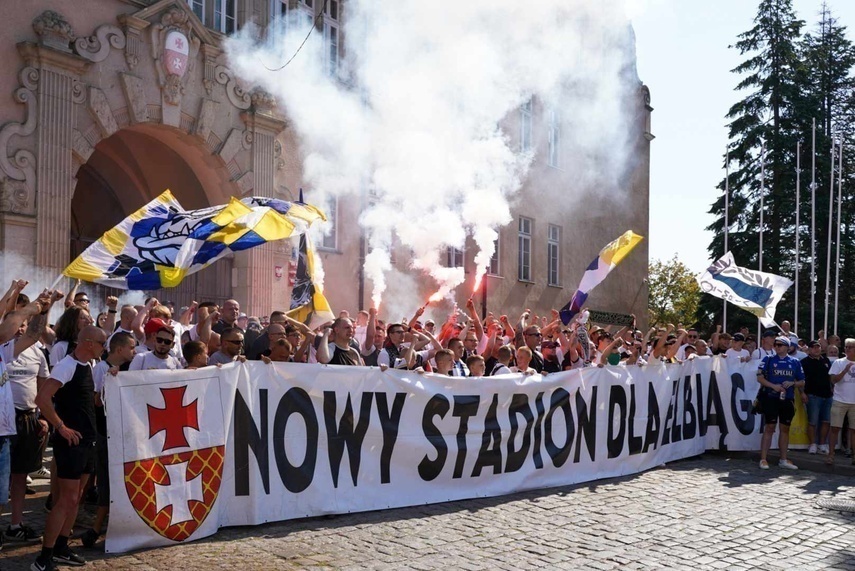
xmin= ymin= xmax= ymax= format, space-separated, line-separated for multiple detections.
xmin=32 ymin=325 xmax=106 ymax=569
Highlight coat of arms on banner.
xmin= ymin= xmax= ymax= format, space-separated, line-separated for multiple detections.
xmin=122 ymin=383 xmax=224 ymax=542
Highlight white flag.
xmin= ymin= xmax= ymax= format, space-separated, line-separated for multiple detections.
xmin=697 ymin=252 xmax=793 ymax=328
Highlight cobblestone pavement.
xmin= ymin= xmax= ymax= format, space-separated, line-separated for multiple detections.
xmin=3 ymin=453 xmax=855 ymax=570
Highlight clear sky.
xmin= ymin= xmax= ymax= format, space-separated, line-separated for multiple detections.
xmin=633 ymin=0 xmax=855 ymax=274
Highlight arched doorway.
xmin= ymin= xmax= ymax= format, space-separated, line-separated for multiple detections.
xmin=71 ymin=125 xmax=235 ymax=311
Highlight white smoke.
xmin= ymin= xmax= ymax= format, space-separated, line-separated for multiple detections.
xmin=226 ymin=0 xmax=636 ymax=307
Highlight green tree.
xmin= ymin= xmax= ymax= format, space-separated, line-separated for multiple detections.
xmin=704 ymin=0 xmax=807 ymax=330
xmin=648 ymin=257 xmax=701 ymax=327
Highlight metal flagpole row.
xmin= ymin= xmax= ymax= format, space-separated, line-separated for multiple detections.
xmin=824 ymin=139 xmax=836 ymax=335
xmin=757 ymin=141 xmax=766 ymax=339
xmin=811 ymin=118 xmax=817 ymax=339
xmin=723 ymin=146 xmax=729 ymax=333
xmin=834 ymin=141 xmax=843 ymax=336
xmin=795 ymin=141 xmax=800 ymax=338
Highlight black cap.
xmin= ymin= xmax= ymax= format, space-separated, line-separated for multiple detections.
xmin=732 ymin=333 xmax=745 ymax=342
xmin=762 ymin=330 xmax=778 ymax=338
xmin=808 ymin=340 xmax=821 ymax=348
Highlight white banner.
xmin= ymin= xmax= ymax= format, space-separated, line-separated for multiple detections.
xmin=105 ymin=357 xmax=764 ymax=553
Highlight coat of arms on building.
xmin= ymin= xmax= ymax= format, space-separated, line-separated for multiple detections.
xmin=151 ymin=8 xmax=200 ymax=105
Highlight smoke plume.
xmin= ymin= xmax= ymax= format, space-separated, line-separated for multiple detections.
xmin=226 ymin=0 xmax=637 ymax=307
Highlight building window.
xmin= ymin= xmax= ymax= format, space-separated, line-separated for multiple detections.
xmin=547 ymin=108 xmax=560 ymax=168
xmin=214 ymin=0 xmax=237 ymax=34
xmin=445 ymin=246 xmax=464 ymax=268
xmin=547 ymin=224 xmax=560 ymax=286
xmin=324 ymin=1 xmax=340 ymax=76
xmin=520 ymin=98 xmax=532 ymax=153
xmin=488 ymin=238 xmax=500 ymax=275
xmin=518 ymin=217 xmax=532 ymax=282
xmin=187 ymin=0 xmax=204 ymax=21
xmin=301 ymin=0 xmax=313 ymax=7
xmin=320 ymin=199 xmax=337 ymax=250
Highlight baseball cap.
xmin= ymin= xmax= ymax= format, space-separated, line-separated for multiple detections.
xmin=732 ymin=333 xmax=745 ymax=342
xmin=425 ymin=319 xmax=435 ymax=326
xmin=762 ymin=330 xmax=778 ymax=338
xmin=144 ymin=317 xmax=170 ymax=337
xmin=808 ymin=340 xmax=821 ymax=348
xmin=789 ymin=339 xmax=799 ymax=348
xmin=775 ymin=336 xmax=791 ymax=345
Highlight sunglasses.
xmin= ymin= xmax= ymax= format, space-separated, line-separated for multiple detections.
xmin=526 ymin=332 xmax=542 ymax=337
xmin=224 ymin=339 xmax=243 ymax=345
xmin=155 ymin=337 xmax=174 ymax=345
xmin=774 ymin=343 xmax=788 ymax=347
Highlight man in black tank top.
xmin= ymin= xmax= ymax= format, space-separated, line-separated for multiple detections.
xmin=32 ymin=325 xmax=106 ymax=569
xmin=317 ymin=318 xmax=364 ymax=366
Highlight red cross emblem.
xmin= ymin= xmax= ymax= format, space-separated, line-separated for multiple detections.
xmin=147 ymin=386 xmax=199 ymax=452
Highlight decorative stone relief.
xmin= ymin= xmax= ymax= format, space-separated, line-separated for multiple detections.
xmin=201 ymin=44 xmax=220 ymax=95
xmin=32 ymin=11 xmax=74 ymax=53
xmin=250 ymin=89 xmax=276 ymax=112
xmin=73 ymin=24 xmax=126 ymax=63
xmin=214 ymin=65 xmax=251 ymax=110
xmin=71 ymin=130 xmax=94 ymax=165
xmin=120 ymin=73 xmax=148 ymax=123
xmin=218 ymin=128 xmax=252 ymax=164
xmin=150 ymin=8 xmax=200 ymax=106
xmin=0 ymin=177 xmax=29 ymax=214
xmin=274 ymin=140 xmax=284 ymax=171
xmin=236 ymin=171 xmax=254 ymax=194
xmin=195 ymin=98 xmax=218 ymax=140
xmin=0 ymin=66 xmax=39 ymax=196
xmin=87 ymin=87 xmax=119 ymax=137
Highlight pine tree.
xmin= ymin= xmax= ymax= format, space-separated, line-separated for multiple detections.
xmin=799 ymin=4 xmax=855 ymax=338
xmin=703 ymin=0 xmax=807 ymax=333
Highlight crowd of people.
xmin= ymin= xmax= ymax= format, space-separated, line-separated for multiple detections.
xmin=0 ymin=278 xmax=853 ymax=569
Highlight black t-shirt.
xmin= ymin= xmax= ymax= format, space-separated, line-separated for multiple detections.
xmin=801 ymin=356 xmax=833 ymax=398
xmin=543 ymin=358 xmax=562 ymax=374
xmin=51 ymin=355 xmax=97 ymax=442
xmin=363 ymin=348 xmax=380 ymax=367
xmin=328 ymin=344 xmax=362 ymax=366
xmin=529 ymin=349 xmax=544 ymax=373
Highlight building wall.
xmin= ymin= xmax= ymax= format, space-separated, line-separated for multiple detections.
xmin=0 ymin=0 xmax=651 ymax=327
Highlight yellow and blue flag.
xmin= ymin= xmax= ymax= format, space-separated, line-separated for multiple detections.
xmin=63 ymin=190 xmax=326 ymax=290
xmin=287 ymin=233 xmax=335 ymax=328
xmin=559 ymin=230 xmax=643 ymax=325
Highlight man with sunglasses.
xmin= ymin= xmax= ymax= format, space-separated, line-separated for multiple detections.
xmin=756 ymin=336 xmax=805 ymax=470
xmin=521 ymin=326 xmax=544 ymax=373
xmin=208 ymin=327 xmax=245 ymax=366
xmin=32 ymin=325 xmax=107 ymax=569
xmin=129 ymin=325 xmax=181 ymax=371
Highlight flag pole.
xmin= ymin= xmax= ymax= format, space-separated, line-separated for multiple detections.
xmin=824 ymin=138 xmax=836 ymax=336
xmin=795 ymin=141 xmax=800 ymax=338
xmin=811 ymin=118 xmax=817 ymax=339
xmin=723 ymin=145 xmax=730 ymax=333
xmin=49 ymin=274 xmax=63 ymax=290
xmin=757 ymin=141 xmax=766 ymax=339
xmin=834 ymin=141 xmax=843 ymax=336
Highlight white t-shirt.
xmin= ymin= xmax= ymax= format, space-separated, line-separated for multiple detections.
xmin=7 ymin=344 xmax=48 ymax=410
xmin=49 ymin=340 xmax=73 ymax=368
xmin=129 ymin=351 xmax=182 ymax=371
xmin=725 ymin=348 xmax=750 ymax=363
xmin=752 ymin=347 xmax=776 ymax=361
xmin=829 ymin=359 xmax=855 ymax=404
xmin=0 ymin=341 xmax=18 ymax=436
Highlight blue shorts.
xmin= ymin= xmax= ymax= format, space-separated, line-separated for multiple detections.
xmin=806 ymin=395 xmax=833 ymax=427
xmin=0 ymin=436 xmax=11 ymax=505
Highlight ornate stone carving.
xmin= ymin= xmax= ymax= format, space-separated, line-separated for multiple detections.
xmin=0 ymin=177 xmax=29 ymax=213
xmin=71 ymin=80 xmax=86 ymax=105
xmin=0 ymin=67 xmax=39 ymax=190
xmin=274 ymin=140 xmax=285 ymax=171
xmin=250 ymin=89 xmax=276 ymax=111
xmin=150 ymin=8 xmax=200 ymax=107
xmin=195 ymin=98 xmax=218 ymax=140
xmin=87 ymin=87 xmax=119 ymax=137
xmin=219 ymin=128 xmax=252 ymax=164
xmin=71 ymin=130 xmax=94 ymax=165
xmin=120 ymin=73 xmax=148 ymax=124
xmin=73 ymin=24 xmax=126 ymax=63
xmin=32 ymin=11 xmax=74 ymax=53
xmin=215 ymin=65 xmax=251 ymax=111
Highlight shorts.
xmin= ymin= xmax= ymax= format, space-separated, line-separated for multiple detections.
xmin=830 ymin=400 xmax=855 ymax=429
xmin=0 ymin=436 xmax=10 ymax=505
xmin=52 ymin=434 xmax=96 ymax=480
xmin=95 ymin=435 xmax=110 ymax=507
xmin=11 ymin=409 xmax=47 ymax=474
xmin=806 ymin=396 xmax=833 ymax=427
xmin=760 ymin=396 xmax=796 ymax=426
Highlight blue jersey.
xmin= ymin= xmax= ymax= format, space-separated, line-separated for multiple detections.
xmin=759 ymin=355 xmax=805 ymax=400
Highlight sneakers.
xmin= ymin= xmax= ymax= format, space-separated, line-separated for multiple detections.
xmin=30 ymin=466 xmax=51 ymax=479
xmin=808 ymin=443 xmax=818 ymax=454
xmin=759 ymin=459 xmax=770 ymax=469
xmin=30 ymin=557 xmax=56 ymax=571
xmin=5 ymin=524 xmax=42 ymax=543
xmin=26 ymin=475 xmax=33 ymax=485
xmin=779 ymin=459 xmax=799 ymax=470
xmin=52 ymin=547 xmax=86 ymax=567
xmin=819 ymin=444 xmax=830 ymax=455
xmin=80 ymin=529 xmax=100 ymax=549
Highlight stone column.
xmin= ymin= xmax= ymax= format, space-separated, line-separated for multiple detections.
xmin=234 ymin=106 xmax=288 ymax=318
xmin=18 ymin=14 xmax=90 ymax=274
